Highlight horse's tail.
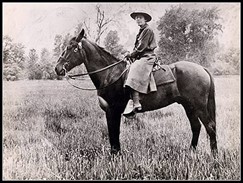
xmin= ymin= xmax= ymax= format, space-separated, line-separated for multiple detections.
xmin=204 ymin=68 xmax=216 ymax=122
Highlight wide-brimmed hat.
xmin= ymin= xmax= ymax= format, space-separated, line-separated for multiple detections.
xmin=130 ymin=11 xmax=152 ymax=22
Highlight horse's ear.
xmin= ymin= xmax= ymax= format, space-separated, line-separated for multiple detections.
xmin=76 ymin=29 xmax=85 ymax=42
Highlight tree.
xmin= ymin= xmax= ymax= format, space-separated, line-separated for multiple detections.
xmin=3 ymin=35 xmax=26 ymax=81
xmin=61 ymin=33 xmax=73 ymax=51
xmin=157 ymin=6 xmax=222 ymax=67
xmin=3 ymin=36 xmax=13 ymax=64
xmin=104 ymin=30 xmax=126 ymax=58
xmin=40 ymin=48 xmax=51 ymax=64
xmin=40 ymin=48 xmax=57 ymax=80
xmin=26 ymin=48 xmax=42 ymax=80
xmin=79 ymin=4 xmax=127 ymax=45
xmin=94 ymin=4 xmax=114 ymax=44
xmin=26 ymin=48 xmax=57 ymax=80
xmin=74 ymin=22 xmax=84 ymax=37
xmin=226 ymin=48 xmax=240 ymax=74
xmin=212 ymin=47 xmax=240 ymax=75
xmin=53 ymin=34 xmax=63 ymax=58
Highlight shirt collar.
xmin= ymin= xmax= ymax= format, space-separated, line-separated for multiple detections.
xmin=139 ymin=23 xmax=148 ymax=30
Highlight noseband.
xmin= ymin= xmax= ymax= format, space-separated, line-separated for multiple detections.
xmin=59 ymin=55 xmax=69 ymax=63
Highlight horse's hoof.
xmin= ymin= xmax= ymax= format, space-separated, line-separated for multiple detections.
xmin=111 ymin=147 xmax=120 ymax=155
xmin=212 ymin=149 xmax=218 ymax=159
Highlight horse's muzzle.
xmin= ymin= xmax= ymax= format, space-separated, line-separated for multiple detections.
xmin=55 ymin=67 xmax=66 ymax=76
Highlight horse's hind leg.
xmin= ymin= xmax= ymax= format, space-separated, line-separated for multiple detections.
xmin=182 ymin=102 xmax=201 ymax=150
xmin=198 ymin=109 xmax=218 ymax=155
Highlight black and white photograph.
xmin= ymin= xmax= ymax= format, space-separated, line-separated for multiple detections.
xmin=3 ymin=2 xmax=240 ymax=180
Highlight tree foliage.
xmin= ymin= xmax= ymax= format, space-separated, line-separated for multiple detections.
xmin=53 ymin=34 xmax=63 ymax=58
xmin=212 ymin=47 xmax=240 ymax=75
xmin=26 ymin=49 xmax=41 ymax=80
xmin=103 ymin=30 xmax=126 ymax=58
xmin=3 ymin=35 xmax=26 ymax=81
xmin=26 ymin=48 xmax=59 ymax=80
xmin=157 ymin=6 xmax=222 ymax=67
xmin=40 ymin=48 xmax=56 ymax=80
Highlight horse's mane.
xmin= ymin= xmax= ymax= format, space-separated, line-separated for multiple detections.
xmin=70 ymin=37 xmax=120 ymax=62
xmin=87 ymin=40 xmax=120 ymax=62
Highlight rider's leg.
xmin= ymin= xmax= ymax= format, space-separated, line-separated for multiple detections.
xmin=132 ymin=89 xmax=142 ymax=111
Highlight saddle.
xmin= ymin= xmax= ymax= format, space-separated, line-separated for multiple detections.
xmin=152 ymin=59 xmax=176 ymax=86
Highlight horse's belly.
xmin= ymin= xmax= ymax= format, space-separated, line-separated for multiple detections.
xmin=139 ymin=82 xmax=180 ymax=112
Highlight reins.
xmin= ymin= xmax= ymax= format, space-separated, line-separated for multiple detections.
xmin=65 ymin=67 xmax=128 ymax=91
xmin=67 ymin=59 xmax=126 ymax=78
xmin=64 ymin=56 xmax=129 ymax=90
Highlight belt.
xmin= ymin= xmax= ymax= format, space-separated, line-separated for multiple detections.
xmin=137 ymin=51 xmax=155 ymax=59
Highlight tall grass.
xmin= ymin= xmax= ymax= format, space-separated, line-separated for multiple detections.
xmin=3 ymin=76 xmax=240 ymax=180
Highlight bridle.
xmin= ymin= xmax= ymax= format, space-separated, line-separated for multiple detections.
xmin=59 ymin=42 xmax=128 ymax=90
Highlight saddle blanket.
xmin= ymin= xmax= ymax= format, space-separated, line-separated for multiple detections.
xmin=152 ymin=64 xmax=176 ymax=86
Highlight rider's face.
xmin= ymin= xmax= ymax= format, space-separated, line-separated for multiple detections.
xmin=135 ymin=15 xmax=146 ymax=26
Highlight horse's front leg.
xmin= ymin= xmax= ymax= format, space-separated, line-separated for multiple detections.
xmin=106 ymin=108 xmax=122 ymax=155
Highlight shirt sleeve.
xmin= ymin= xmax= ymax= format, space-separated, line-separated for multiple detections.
xmin=130 ymin=28 xmax=154 ymax=58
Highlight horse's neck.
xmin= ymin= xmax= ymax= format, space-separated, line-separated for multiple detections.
xmin=82 ymin=40 xmax=125 ymax=89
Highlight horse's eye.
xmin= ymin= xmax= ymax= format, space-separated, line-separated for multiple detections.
xmin=74 ymin=48 xmax=78 ymax=52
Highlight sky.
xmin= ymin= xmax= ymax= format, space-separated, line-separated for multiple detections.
xmin=3 ymin=2 xmax=240 ymax=55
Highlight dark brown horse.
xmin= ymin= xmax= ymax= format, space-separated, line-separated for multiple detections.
xmin=55 ymin=29 xmax=217 ymax=156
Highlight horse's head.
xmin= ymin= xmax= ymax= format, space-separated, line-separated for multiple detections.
xmin=55 ymin=29 xmax=86 ymax=76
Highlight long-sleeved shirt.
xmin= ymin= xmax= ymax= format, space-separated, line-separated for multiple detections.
xmin=130 ymin=23 xmax=157 ymax=59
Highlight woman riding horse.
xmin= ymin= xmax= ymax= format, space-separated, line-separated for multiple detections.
xmin=123 ymin=11 xmax=157 ymax=117
xmin=54 ymin=20 xmax=218 ymax=157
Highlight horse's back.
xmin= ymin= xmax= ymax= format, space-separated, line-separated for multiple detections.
xmin=173 ymin=61 xmax=211 ymax=109
xmin=173 ymin=61 xmax=211 ymax=87
xmin=173 ymin=61 xmax=209 ymax=76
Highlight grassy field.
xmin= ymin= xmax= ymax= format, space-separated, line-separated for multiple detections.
xmin=3 ymin=75 xmax=240 ymax=180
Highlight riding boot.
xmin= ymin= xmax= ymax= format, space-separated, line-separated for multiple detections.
xmin=132 ymin=90 xmax=142 ymax=111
